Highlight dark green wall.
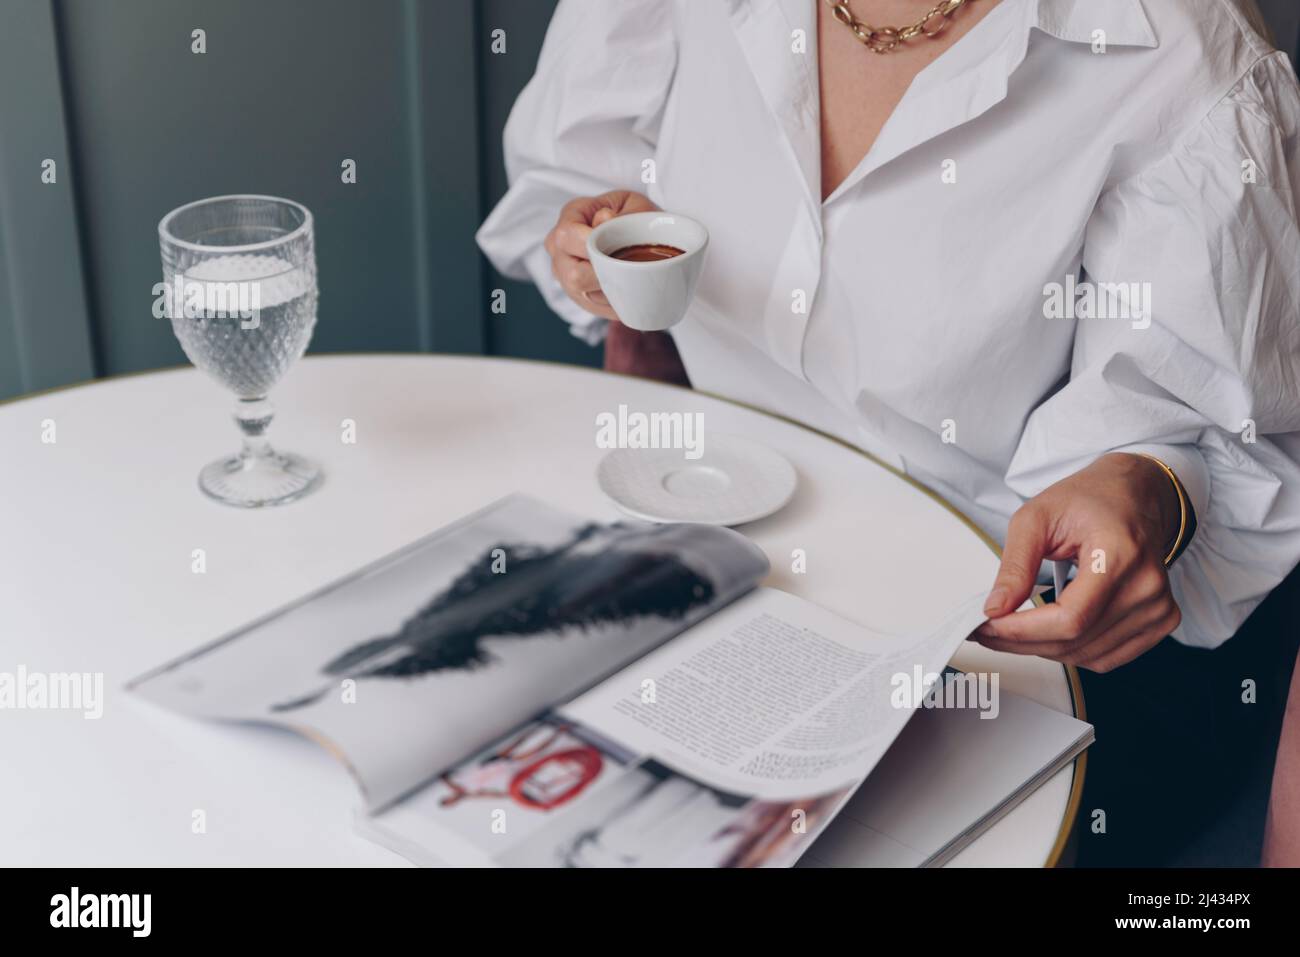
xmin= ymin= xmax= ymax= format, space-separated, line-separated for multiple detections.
xmin=0 ymin=0 xmax=98 ymax=396
xmin=0 ymin=0 xmax=594 ymax=402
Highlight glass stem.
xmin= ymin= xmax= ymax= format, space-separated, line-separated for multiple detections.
xmin=234 ymin=396 xmax=275 ymax=462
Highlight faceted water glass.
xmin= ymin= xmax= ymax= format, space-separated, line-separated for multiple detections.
xmin=158 ymin=195 xmax=322 ymax=507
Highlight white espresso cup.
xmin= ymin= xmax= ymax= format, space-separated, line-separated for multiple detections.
xmin=586 ymin=211 xmax=709 ymax=332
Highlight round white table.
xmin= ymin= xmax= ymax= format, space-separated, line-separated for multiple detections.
xmin=0 ymin=354 xmax=1082 ymax=866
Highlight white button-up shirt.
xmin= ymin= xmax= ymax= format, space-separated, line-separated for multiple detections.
xmin=477 ymin=0 xmax=1300 ymax=649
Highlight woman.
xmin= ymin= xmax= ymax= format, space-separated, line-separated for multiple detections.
xmin=478 ymin=0 xmax=1300 ymax=862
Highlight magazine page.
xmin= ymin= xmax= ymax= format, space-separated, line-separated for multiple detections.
xmin=362 ymin=587 xmax=990 ymax=867
xmin=128 ymin=494 xmax=770 ymax=809
xmin=563 ymin=587 xmax=991 ymax=800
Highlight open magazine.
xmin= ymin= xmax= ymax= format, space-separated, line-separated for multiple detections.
xmin=130 ymin=494 xmax=1009 ymax=867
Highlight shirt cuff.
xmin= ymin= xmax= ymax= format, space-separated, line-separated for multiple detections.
xmin=1109 ymin=442 xmax=1210 ymax=544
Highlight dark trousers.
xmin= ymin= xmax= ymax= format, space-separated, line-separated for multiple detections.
xmin=1071 ymin=569 xmax=1300 ymax=866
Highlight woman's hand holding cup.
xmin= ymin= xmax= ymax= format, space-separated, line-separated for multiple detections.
xmin=545 ymin=190 xmax=707 ymax=386
xmin=544 ymin=190 xmax=661 ymax=322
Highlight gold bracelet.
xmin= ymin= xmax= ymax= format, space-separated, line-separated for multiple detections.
xmin=1134 ymin=453 xmax=1189 ymax=567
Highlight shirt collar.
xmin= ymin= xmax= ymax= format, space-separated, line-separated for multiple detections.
xmin=724 ymin=0 xmax=1160 ymax=213
xmin=1032 ymin=0 xmax=1158 ymax=49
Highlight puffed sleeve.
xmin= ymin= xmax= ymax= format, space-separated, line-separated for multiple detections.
xmin=475 ymin=0 xmax=678 ymax=344
xmin=1006 ymin=52 xmax=1300 ymax=649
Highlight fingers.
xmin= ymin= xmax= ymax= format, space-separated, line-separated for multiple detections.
xmin=979 ymin=546 xmax=1123 ymax=644
xmin=984 ymin=505 xmax=1050 ymax=617
xmin=551 ymin=253 xmax=599 ymax=294
xmin=596 ymin=189 xmax=660 ymax=218
xmin=976 ymin=583 xmax=1143 ymax=660
xmin=1062 ymin=587 xmax=1181 ymax=673
xmin=557 ymin=194 xmax=604 ymax=226
xmin=976 ymin=557 xmax=1180 ymax=669
xmin=975 ymin=454 xmax=1184 ymax=668
xmin=550 ymin=196 xmax=605 ymax=259
xmin=550 ymin=252 xmax=615 ymax=320
xmin=546 ymin=191 xmax=657 ymax=318
xmin=553 ymin=191 xmax=655 ymax=257
xmin=1080 ymin=620 xmax=1173 ymax=673
xmin=613 ymin=191 xmax=661 ymax=215
xmin=552 ymin=218 xmax=594 ymax=260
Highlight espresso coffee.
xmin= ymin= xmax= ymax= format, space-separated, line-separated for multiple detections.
xmin=610 ymin=243 xmax=686 ymax=262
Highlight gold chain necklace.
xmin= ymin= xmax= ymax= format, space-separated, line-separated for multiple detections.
xmin=824 ymin=0 xmax=974 ymax=54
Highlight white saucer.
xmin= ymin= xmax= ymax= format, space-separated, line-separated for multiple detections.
xmin=596 ymin=433 xmax=797 ymax=526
